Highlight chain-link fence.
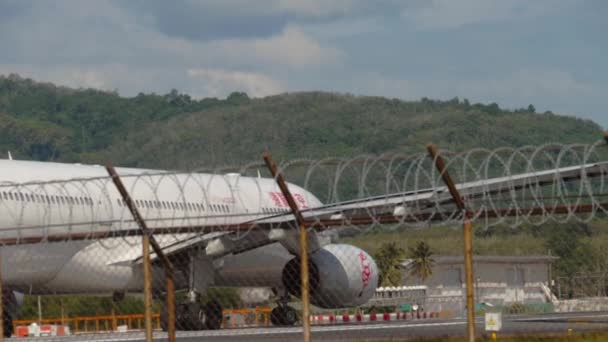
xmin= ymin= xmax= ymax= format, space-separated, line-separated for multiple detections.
xmin=1 ymin=138 xmax=608 ymax=340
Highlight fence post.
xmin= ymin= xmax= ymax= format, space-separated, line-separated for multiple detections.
xmin=0 ymin=253 xmax=4 ymax=341
xmin=106 ymin=165 xmax=177 ymax=342
xmin=263 ymin=153 xmax=311 ymax=342
xmin=427 ymin=144 xmax=476 ymax=342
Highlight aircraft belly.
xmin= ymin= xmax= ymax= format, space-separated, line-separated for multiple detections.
xmin=214 ymin=243 xmax=291 ymax=288
xmin=1 ymin=241 xmax=92 ymax=287
xmin=43 ymin=239 xmax=146 ymax=293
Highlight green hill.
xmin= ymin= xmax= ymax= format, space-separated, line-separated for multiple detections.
xmin=0 ymin=73 xmax=602 ymax=170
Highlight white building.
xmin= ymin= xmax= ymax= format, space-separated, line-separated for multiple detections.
xmin=389 ymin=255 xmax=557 ymax=314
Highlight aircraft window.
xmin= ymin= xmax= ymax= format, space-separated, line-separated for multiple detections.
xmin=117 ymin=199 xmax=122 ymax=207
xmin=2 ymin=192 xmax=7 ymax=200
xmin=187 ymin=203 xmax=192 ymax=211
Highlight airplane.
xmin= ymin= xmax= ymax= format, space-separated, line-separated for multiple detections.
xmin=0 ymin=158 xmax=606 ymax=336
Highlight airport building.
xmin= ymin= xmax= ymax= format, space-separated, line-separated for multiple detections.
xmin=367 ymin=255 xmax=557 ymax=315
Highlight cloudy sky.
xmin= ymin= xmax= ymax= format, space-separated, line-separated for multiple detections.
xmin=0 ymin=0 xmax=606 ymax=127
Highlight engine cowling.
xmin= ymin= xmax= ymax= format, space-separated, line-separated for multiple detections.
xmin=282 ymin=244 xmax=378 ymax=308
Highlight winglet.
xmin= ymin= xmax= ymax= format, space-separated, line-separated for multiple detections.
xmin=7 ymin=151 xmax=12 ymax=160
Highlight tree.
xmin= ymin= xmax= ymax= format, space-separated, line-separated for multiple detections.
xmin=527 ymin=104 xmax=536 ymax=113
xmin=407 ymin=241 xmax=435 ymax=283
xmin=374 ymin=242 xmax=406 ymax=287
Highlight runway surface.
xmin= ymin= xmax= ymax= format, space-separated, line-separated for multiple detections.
xmin=10 ymin=311 xmax=608 ymax=341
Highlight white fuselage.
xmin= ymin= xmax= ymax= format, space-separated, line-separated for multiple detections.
xmin=0 ymin=160 xmax=322 ymax=294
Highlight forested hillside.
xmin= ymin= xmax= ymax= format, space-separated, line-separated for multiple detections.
xmin=0 ymin=74 xmax=602 ymax=170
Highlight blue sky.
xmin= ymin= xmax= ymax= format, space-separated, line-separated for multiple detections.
xmin=0 ymin=0 xmax=606 ymax=128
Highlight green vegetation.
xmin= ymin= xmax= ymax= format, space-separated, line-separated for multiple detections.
xmin=406 ymin=241 xmax=435 ymax=282
xmin=0 ymin=74 xmax=602 ymax=170
xmin=374 ymin=242 xmax=406 ymax=287
xmin=2 ymin=74 xmax=606 ymax=319
xmin=342 ymin=219 xmax=608 ymax=293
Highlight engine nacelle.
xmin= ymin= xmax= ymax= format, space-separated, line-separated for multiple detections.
xmin=282 ymin=244 xmax=378 ymax=308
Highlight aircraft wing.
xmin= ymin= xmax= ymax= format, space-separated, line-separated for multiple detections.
xmin=124 ymin=161 xmax=608 ymax=265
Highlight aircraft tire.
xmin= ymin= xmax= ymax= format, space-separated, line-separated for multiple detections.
xmin=270 ymin=306 xmax=298 ymax=326
xmin=3 ymin=311 xmax=12 ymax=338
xmin=204 ymin=300 xmax=223 ymax=330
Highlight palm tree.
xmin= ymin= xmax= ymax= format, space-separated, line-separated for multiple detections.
xmin=374 ymin=242 xmax=406 ymax=287
xmin=407 ymin=241 xmax=435 ymax=283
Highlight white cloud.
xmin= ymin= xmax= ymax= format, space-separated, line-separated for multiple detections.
xmin=457 ymin=69 xmax=595 ymax=100
xmin=210 ymin=25 xmax=343 ymax=68
xmin=187 ymin=68 xmax=283 ymax=97
xmin=275 ymin=0 xmax=356 ymax=17
xmin=184 ymin=0 xmax=357 ymax=17
xmin=401 ymin=0 xmax=566 ymax=30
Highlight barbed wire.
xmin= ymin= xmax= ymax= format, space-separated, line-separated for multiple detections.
xmin=0 ymin=139 xmax=607 ymax=246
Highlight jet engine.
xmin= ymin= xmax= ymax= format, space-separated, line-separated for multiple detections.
xmin=282 ymin=244 xmax=378 ymax=308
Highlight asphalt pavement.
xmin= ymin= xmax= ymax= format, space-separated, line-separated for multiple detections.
xmin=9 ymin=311 xmax=608 ymax=342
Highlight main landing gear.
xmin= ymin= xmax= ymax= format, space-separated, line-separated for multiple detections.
xmin=160 ymin=293 xmax=223 ymax=331
xmin=3 ymin=310 xmax=12 ymax=338
xmin=270 ymin=293 xmax=298 ymax=326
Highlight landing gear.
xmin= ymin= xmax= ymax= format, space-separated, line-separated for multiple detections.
xmin=270 ymin=305 xmax=298 ymax=326
xmin=161 ymin=300 xmax=223 ymax=331
xmin=270 ymin=291 xmax=298 ymax=326
xmin=3 ymin=311 xmax=12 ymax=338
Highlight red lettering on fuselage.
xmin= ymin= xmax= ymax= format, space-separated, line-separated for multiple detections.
xmin=359 ymin=251 xmax=372 ymax=289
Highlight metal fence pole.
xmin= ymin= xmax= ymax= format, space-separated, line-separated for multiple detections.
xmin=0 ymin=253 xmax=4 ymax=341
xmin=263 ymin=153 xmax=311 ymax=342
xmin=106 ymin=165 xmax=177 ymax=342
xmin=142 ymin=234 xmax=154 ymax=341
xmin=427 ymin=144 xmax=476 ymax=342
